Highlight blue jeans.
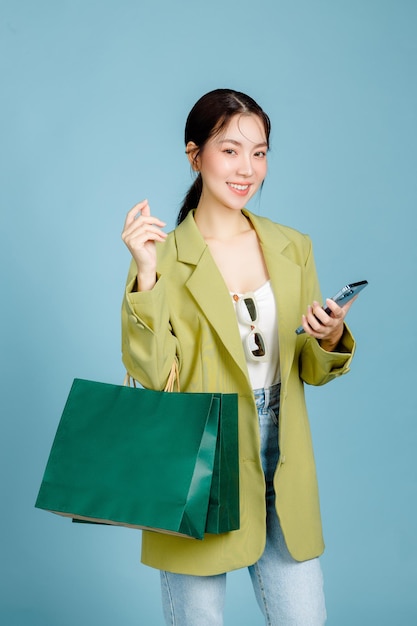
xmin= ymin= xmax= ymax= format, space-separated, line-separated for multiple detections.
xmin=160 ymin=384 xmax=327 ymax=625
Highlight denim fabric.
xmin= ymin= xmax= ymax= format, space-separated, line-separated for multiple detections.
xmin=160 ymin=384 xmax=327 ymax=625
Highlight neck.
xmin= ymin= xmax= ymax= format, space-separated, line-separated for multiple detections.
xmin=194 ymin=205 xmax=251 ymax=241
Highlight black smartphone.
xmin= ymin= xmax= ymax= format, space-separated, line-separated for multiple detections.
xmin=295 ymin=280 xmax=368 ymax=335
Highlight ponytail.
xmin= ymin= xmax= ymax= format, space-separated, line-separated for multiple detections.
xmin=176 ymin=173 xmax=203 ymax=225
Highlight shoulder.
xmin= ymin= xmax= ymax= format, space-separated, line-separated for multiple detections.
xmin=270 ymin=219 xmax=310 ymax=244
xmin=244 ymin=210 xmax=312 ymax=253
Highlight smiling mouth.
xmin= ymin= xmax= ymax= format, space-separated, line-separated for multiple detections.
xmin=227 ymin=183 xmax=250 ymax=191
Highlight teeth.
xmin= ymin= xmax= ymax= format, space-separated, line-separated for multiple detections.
xmin=229 ymin=183 xmax=249 ymax=191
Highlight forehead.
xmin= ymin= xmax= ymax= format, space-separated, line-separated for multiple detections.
xmin=217 ymin=114 xmax=267 ymax=145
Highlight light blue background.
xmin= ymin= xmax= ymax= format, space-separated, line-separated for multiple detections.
xmin=1 ymin=1 xmax=416 ymax=624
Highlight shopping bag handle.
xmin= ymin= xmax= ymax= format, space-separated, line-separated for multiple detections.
xmin=123 ymin=373 xmax=136 ymax=387
xmin=163 ymin=359 xmax=180 ymax=392
xmin=123 ymin=359 xmax=180 ymax=393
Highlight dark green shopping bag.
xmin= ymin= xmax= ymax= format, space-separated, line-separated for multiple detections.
xmin=35 ymin=377 xmax=239 ymax=540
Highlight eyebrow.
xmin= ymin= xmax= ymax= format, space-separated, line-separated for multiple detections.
xmin=218 ymin=139 xmax=268 ymax=148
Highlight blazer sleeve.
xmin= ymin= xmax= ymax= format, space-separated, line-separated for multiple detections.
xmin=121 ymin=260 xmax=179 ymax=390
xmin=297 ymin=234 xmax=356 ymax=386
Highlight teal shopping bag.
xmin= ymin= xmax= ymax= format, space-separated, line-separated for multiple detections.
xmin=35 ymin=378 xmax=239 ymax=540
xmin=205 ymin=393 xmax=240 ymax=533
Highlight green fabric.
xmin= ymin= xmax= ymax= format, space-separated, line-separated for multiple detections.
xmin=35 ymin=379 xmax=239 ymax=540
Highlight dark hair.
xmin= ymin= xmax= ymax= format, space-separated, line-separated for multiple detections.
xmin=177 ymin=89 xmax=271 ymax=225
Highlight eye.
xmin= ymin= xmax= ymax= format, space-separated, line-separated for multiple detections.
xmin=254 ymin=150 xmax=267 ymax=158
xmin=223 ymin=148 xmax=237 ymax=155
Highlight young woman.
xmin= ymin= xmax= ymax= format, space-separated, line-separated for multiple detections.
xmin=121 ymin=89 xmax=356 ymax=625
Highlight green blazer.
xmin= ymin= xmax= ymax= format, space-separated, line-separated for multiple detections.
xmin=121 ymin=209 xmax=355 ymax=575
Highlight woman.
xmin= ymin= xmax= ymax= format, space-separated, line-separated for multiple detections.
xmin=121 ymin=89 xmax=356 ymax=625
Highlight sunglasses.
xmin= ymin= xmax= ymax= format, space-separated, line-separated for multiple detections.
xmin=233 ymin=293 xmax=268 ymax=362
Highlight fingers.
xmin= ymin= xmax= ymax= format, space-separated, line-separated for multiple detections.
xmin=123 ymin=200 xmax=165 ymax=230
xmin=123 ymin=216 xmax=167 ymax=241
xmin=322 ymin=299 xmax=344 ymax=321
xmin=300 ymin=293 xmax=358 ymax=345
xmin=301 ymin=304 xmax=326 ymax=335
xmin=122 ymin=200 xmax=167 ymax=246
xmin=123 ymin=199 xmax=149 ymax=229
xmin=138 ymin=199 xmax=151 ymax=218
xmin=122 ymin=222 xmax=167 ymax=258
xmin=339 ymin=294 xmax=358 ymax=314
xmin=301 ymin=300 xmax=344 ymax=338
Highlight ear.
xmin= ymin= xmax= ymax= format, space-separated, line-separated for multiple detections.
xmin=185 ymin=141 xmax=200 ymax=171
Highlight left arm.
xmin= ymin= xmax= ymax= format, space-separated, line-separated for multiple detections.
xmin=295 ymin=234 xmax=356 ymax=385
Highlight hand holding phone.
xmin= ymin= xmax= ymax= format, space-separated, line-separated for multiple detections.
xmin=295 ymin=280 xmax=368 ymax=335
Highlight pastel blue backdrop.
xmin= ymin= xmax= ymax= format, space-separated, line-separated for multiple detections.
xmin=1 ymin=1 xmax=416 ymax=624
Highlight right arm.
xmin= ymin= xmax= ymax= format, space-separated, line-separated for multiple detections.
xmin=121 ymin=200 xmax=177 ymax=389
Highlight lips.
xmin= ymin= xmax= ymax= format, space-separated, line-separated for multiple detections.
xmin=227 ymin=182 xmax=251 ymax=195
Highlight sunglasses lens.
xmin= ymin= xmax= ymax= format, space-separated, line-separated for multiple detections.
xmin=242 ymin=297 xmax=257 ymax=323
xmin=248 ymin=331 xmax=266 ymax=358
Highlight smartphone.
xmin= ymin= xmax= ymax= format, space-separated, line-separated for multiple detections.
xmin=295 ymin=280 xmax=368 ymax=335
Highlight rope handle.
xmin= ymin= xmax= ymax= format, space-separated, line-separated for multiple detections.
xmin=123 ymin=359 xmax=180 ymax=393
xmin=163 ymin=358 xmax=180 ymax=392
xmin=123 ymin=373 xmax=136 ymax=387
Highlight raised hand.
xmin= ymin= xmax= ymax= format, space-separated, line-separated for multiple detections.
xmin=121 ymin=199 xmax=167 ymax=291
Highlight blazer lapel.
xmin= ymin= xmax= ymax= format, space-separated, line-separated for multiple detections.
xmin=243 ymin=211 xmax=302 ymax=386
xmin=175 ymin=213 xmax=249 ymax=380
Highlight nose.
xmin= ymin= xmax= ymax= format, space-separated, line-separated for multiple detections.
xmin=236 ymin=152 xmax=254 ymax=177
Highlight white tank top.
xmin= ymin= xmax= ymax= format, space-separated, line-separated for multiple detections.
xmin=230 ymin=280 xmax=280 ymax=389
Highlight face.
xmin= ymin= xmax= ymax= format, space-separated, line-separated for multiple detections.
xmin=188 ymin=113 xmax=268 ymax=213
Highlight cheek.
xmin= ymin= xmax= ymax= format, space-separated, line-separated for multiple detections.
xmin=256 ymin=161 xmax=268 ymax=180
xmin=202 ymin=151 xmax=232 ymax=178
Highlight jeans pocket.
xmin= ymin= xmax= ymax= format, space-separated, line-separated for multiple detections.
xmin=268 ymin=405 xmax=279 ymax=426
